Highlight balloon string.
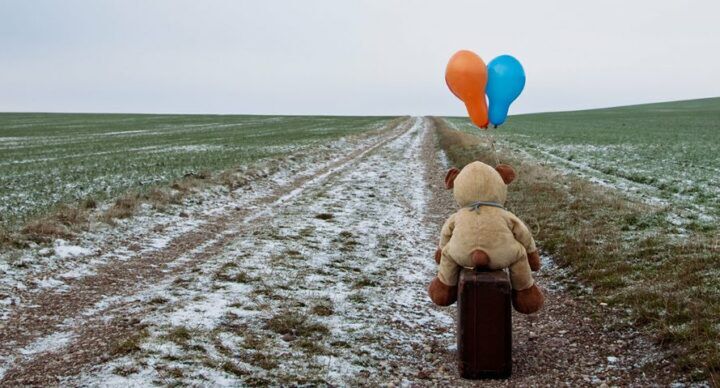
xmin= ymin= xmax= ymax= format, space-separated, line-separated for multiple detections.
xmin=476 ymin=127 xmax=501 ymax=166
xmin=489 ymin=134 xmax=500 ymax=166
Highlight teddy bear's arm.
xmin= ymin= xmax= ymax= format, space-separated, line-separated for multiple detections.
xmin=434 ymin=214 xmax=456 ymax=264
xmin=507 ymin=213 xmax=537 ymax=254
xmin=439 ymin=213 xmax=456 ymax=249
xmin=507 ymin=212 xmax=541 ymax=271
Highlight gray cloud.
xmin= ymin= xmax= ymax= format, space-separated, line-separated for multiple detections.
xmin=1 ymin=0 xmax=718 ymax=115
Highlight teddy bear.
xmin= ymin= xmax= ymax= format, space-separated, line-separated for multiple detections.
xmin=427 ymin=161 xmax=544 ymax=314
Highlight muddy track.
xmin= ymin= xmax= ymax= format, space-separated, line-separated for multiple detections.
xmin=0 ymin=117 xmax=695 ymax=386
xmin=7 ymin=121 xmax=400 ymax=294
xmin=0 ymin=119 xmax=415 ymax=385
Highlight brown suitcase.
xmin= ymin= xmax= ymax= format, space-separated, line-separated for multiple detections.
xmin=456 ymin=268 xmax=512 ymax=379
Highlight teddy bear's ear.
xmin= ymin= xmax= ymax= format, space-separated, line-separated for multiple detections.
xmin=495 ymin=164 xmax=516 ymax=185
xmin=445 ymin=167 xmax=461 ymax=190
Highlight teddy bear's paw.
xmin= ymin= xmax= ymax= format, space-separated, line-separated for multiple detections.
xmin=511 ymin=284 xmax=544 ymax=314
xmin=528 ymin=250 xmax=541 ymax=272
xmin=434 ymin=248 xmax=442 ymax=265
xmin=428 ymin=277 xmax=457 ymax=306
xmin=470 ymin=249 xmax=490 ymax=269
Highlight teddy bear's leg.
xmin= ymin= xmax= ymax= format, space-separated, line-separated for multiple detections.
xmin=508 ymin=259 xmax=544 ymax=314
xmin=512 ymin=285 xmax=544 ymax=314
xmin=428 ymin=277 xmax=457 ymax=306
xmin=428 ymin=253 xmax=460 ymax=306
xmin=527 ymin=250 xmax=541 ymax=272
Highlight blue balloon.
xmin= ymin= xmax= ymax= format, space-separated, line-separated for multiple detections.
xmin=486 ymin=55 xmax=526 ymax=126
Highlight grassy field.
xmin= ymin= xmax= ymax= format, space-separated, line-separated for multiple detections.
xmin=447 ymin=97 xmax=720 ymax=233
xmin=0 ymin=113 xmax=393 ymax=230
xmin=440 ymin=98 xmax=720 ymax=380
xmin=2 ymin=103 xmax=718 ymax=380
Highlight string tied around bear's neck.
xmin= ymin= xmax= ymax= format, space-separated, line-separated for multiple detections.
xmin=466 ymin=201 xmax=505 ymax=211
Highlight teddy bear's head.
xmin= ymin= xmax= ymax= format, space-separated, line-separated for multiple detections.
xmin=444 ymin=161 xmax=516 ymax=207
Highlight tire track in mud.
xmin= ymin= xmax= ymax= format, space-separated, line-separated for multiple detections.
xmin=62 ymin=116 xmax=448 ymax=386
xmin=4 ymin=120 xmax=395 ymax=302
xmin=0 ymin=118 xmax=415 ymax=385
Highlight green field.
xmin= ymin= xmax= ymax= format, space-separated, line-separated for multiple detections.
xmin=444 ymin=98 xmax=720 ymax=378
xmin=0 ymin=113 xmax=393 ymax=229
xmin=448 ymin=97 xmax=720 ymax=232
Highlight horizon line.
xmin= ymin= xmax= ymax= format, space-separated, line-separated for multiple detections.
xmin=1 ymin=95 xmax=717 ymax=117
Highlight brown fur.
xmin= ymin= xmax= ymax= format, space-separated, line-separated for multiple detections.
xmin=431 ymin=161 xmax=544 ymax=314
xmin=495 ymin=164 xmax=516 ymax=185
xmin=450 ymin=162 xmax=508 ymax=206
xmin=445 ymin=167 xmax=460 ymax=189
xmin=428 ymin=277 xmax=457 ymax=306
xmin=527 ymin=250 xmax=541 ymax=272
xmin=512 ymin=284 xmax=544 ymax=314
xmin=471 ymin=249 xmax=490 ymax=268
xmin=434 ymin=248 xmax=442 ymax=264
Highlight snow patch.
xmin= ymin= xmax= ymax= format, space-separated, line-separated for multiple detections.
xmin=19 ymin=331 xmax=74 ymax=356
xmin=53 ymin=240 xmax=91 ymax=259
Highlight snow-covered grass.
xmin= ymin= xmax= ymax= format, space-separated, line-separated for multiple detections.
xmin=57 ymin=118 xmax=456 ymax=385
xmin=437 ymin=113 xmax=720 ymax=381
xmin=1 ymin=119 xmax=411 ymax=384
xmin=0 ymin=125 xmax=394 ymax=318
xmin=0 ymin=113 xmax=395 ymax=230
xmin=446 ymin=97 xmax=720 ymax=233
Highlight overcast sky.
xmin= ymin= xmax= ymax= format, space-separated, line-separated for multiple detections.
xmin=1 ymin=1 xmax=718 ymax=116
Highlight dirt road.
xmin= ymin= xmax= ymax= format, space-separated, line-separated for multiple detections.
xmin=0 ymin=117 xmax=695 ymax=386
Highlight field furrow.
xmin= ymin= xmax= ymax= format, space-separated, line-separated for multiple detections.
xmin=0 ymin=113 xmax=393 ymax=228
xmin=0 ymin=118 xmax=413 ymax=384
xmin=0 ymin=117 xmax=697 ymax=386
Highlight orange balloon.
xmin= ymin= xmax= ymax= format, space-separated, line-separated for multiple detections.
xmin=445 ymin=50 xmax=489 ymax=129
